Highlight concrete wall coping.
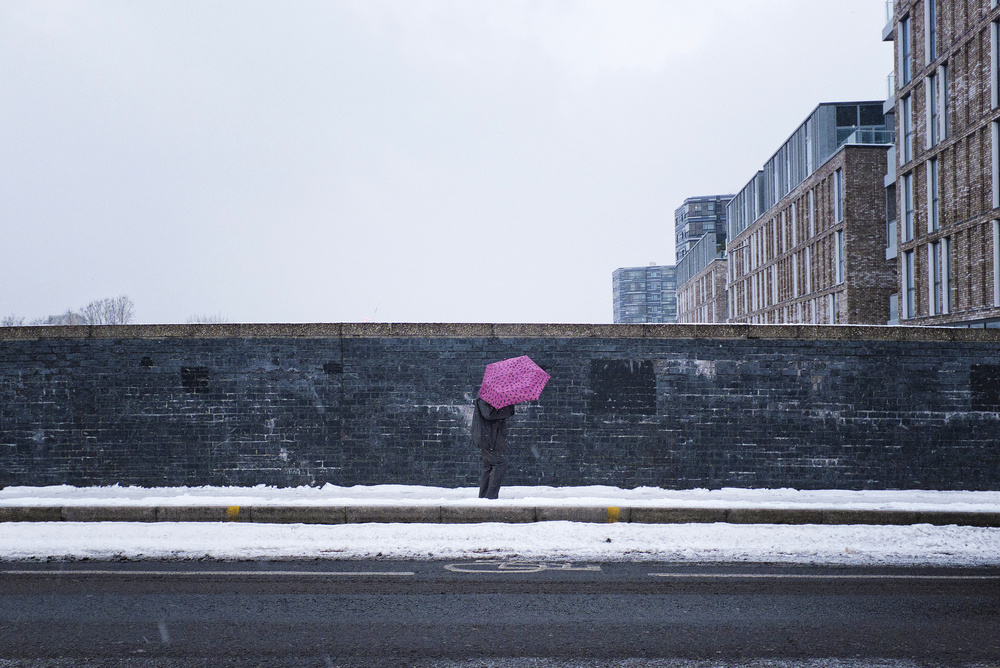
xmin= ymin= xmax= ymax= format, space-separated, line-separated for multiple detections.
xmin=2 ymin=322 xmax=1000 ymax=343
xmin=3 ymin=322 xmax=1000 ymax=343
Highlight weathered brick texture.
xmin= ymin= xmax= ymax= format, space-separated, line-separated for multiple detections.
xmin=893 ymin=0 xmax=1000 ymax=324
xmin=729 ymin=145 xmax=895 ymax=325
xmin=1 ymin=323 xmax=999 ymax=490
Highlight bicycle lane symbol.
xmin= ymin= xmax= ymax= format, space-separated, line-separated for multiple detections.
xmin=444 ymin=561 xmax=601 ymax=574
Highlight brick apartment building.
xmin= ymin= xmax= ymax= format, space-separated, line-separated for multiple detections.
xmin=886 ymin=0 xmax=1000 ymax=327
xmin=675 ymin=194 xmax=733 ymax=324
xmin=726 ymin=103 xmax=897 ymax=324
xmin=676 ymin=232 xmax=728 ymax=323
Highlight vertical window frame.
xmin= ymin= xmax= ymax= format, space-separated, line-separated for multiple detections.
xmin=902 ymin=95 xmax=913 ymax=163
xmin=994 ymin=221 xmax=1000 ymax=307
xmin=835 ymin=168 xmax=844 ymax=223
xmin=993 ymin=21 xmax=1000 ymax=110
xmin=930 ymin=241 xmax=942 ymax=315
xmin=993 ymin=122 xmax=1000 ymax=210
xmin=929 ymin=158 xmax=939 ymax=232
xmin=940 ymin=63 xmax=949 ymax=140
xmin=903 ymin=172 xmax=915 ymax=242
xmin=836 ymin=230 xmax=845 ymax=285
xmin=926 ymin=0 xmax=937 ymax=63
xmin=904 ymin=249 xmax=916 ymax=319
xmin=901 ymin=15 xmax=912 ymax=85
xmin=928 ymin=73 xmax=939 ymax=147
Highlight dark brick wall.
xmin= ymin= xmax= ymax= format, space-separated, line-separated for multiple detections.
xmin=2 ymin=323 xmax=999 ymax=490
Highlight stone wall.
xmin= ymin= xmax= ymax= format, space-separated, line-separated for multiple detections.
xmin=1 ymin=323 xmax=999 ymax=490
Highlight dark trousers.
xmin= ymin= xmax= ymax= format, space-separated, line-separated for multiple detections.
xmin=479 ymin=447 xmax=507 ymax=499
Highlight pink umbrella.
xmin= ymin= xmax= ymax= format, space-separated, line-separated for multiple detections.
xmin=478 ymin=355 xmax=551 ymax=409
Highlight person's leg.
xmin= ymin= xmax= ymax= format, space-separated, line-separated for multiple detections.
xmin=480 ymin=448 xmax=506 ymax=499
xmin=484 ymin=459 xmax=507 ymax=499
xmin=479 ymin=457 xmax=492 ymax=498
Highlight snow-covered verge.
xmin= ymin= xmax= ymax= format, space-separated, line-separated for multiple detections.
xmin=2 ymin=484 xmax=1000 ymax=565
xmin=1 ymin=520 xmax=998 ymax=565
xmin=3 ymin=484 xmax=1000 ymax=512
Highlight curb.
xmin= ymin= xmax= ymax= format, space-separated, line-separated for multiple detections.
xmin=1 ymin=506 xmax=999 ymax=527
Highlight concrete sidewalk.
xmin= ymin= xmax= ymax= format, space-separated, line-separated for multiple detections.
xmin=2 ymin=504 xmax=999 ymax=526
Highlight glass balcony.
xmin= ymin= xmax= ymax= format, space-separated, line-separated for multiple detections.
xmin=840 ymin=127 xmax=895 ymax=146
xmin=882 ymin=1 xmax=894 ymax=41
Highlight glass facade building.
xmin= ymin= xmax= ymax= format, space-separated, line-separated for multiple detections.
xmin=612 ymin=264 xmax=677 ymax=323
xmin=675 ymin=195 xmax=734 ymax=262
xmin=727 ymin=102 xmax=892 ymax=242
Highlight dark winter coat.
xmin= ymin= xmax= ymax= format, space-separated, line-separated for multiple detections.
xmin=471 ymin=397 xmax=515 ymax=452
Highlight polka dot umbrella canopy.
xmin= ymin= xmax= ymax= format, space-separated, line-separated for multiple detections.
xmin=478 ymin=355 xmax=551 ymax=410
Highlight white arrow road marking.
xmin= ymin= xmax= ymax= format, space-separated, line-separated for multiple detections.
xmin=445 ymin=561 xmax=601 ymax=573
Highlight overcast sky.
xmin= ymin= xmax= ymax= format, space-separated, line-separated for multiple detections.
xmin=1 ymin=1 xmax=893 ymax=325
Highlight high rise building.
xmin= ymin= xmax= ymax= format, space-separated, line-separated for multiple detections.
xmin=675 ymin=195 xmax=734 ymax=262
xmin=885 ymin=0 xmax=1000 ymax=327
xmin=612 ymin=264 xmax=677 ymax=323
xmin=726 ymin=102 xmax=897 ymax=324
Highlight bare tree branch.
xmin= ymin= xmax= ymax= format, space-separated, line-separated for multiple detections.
xmin=79 ymin=295 xmax=135 ymax=325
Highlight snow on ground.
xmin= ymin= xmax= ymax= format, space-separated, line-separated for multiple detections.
xmin=1 ymin=485 xmax=1000 ymax=565
xmin=1 ymin=520 xmax=998 ymax=566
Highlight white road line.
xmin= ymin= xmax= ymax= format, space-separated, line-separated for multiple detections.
xmin=650 ymin=573 xmax=1000 ymax=580
xmin=0 ymin=570 xmax=415 ymax=577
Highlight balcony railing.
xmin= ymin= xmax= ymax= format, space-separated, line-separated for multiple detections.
xmin=887 ymin=72 xmax=895 ymax=98
xmin=885 ymin=0 xmax=893 ymax=24
xmin=841 ymin=127 xmax=895 ymax=146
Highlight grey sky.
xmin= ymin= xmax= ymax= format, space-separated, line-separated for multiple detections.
xmin=1 ymin=1 xmax=892 ymax=324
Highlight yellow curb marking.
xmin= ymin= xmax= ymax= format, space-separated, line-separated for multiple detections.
xmin=607 ymin=507 xmax=620 ymax=523
xmin=226 ymin=506 xmax=240 ymax=521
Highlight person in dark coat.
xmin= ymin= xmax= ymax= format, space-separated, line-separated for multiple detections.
xmin=472 ymin=396 xmax=515 ymax=499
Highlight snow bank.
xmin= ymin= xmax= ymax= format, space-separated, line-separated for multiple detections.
xmin=3 ymin=484 xmax=1000 ymax=512
xmin=1 ymin=520 xmax=998 ymax=565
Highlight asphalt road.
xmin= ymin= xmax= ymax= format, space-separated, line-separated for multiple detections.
xmin=1 ymin=560 xmax=999 ymax=667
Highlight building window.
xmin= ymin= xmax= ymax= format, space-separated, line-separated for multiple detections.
xmin=805 ymin=246 xmax=812 ymax=294
xmin=805 ymin=118 xmax=813 ymax=174
xmin=944 ymin=236 xmax=952 ymax=314
xmin=791 ymin=202 xmax=798 ymax=247
xmin=994 ymin=122 xmax=1000 ymax=209
xmin=903 ymin=172 xmax=914 ymax=241
xmin=993 ymin=21 xmax=1000 ymax=109
xmin=927 ymin=0 xmax=937 ymax=62
xmin=929 ymin=159 xmax=939 ymax=232
xmin=940 ymin=64 xmax=949 ymax=140
xmin=930 ymin=241 xmax=943 ymax=315
xmin=836 ymin=230 xmax=845 ymax=285
xmin=902 ymin=95 xmax=913 ymax=163
xmin=994 ymin=221 xmax=1000 ymax=307
xmin=928 ymin=73 xmax=939 ymax=147
xmin=901 ymin=15 xmax=912 ymax=85
xmin=792 ymin=253 xmax=799 ymax=297
xmin=835 ymin=169 xmax=843 ymax=222
xmin=904 ymin=250 xmax=916 ymax=318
